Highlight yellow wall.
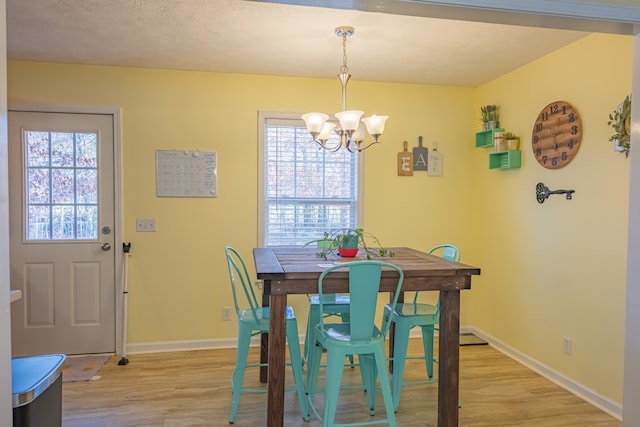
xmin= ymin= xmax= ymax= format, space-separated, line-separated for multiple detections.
xmin=6 ymin=32 xmax=631 ymax=405
xmin=7 ymin=60 xmax=476 ymax=342
xmin=470 ymin=33 xmax=631 ymax=402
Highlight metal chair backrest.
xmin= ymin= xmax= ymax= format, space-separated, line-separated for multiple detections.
xmin=318 ymin=261 xmax=404 ymax=344
xmin=430 ymin=244 xmax=461 ymax=263
xmin=225 ymin=246 xmax=260 ymax=319
xmin=412 ymin=243 xmax=461 ymax=306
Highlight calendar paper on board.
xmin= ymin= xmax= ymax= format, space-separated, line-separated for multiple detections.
xmin=156 ymin=150 xmax=217 ymax=198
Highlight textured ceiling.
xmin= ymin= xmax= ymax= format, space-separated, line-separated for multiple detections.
xmin=4 ymin=0 xmax=600 ymax=87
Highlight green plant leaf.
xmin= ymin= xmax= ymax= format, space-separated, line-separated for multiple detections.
xmin=607 ymin=95 xmax=631 ymax=158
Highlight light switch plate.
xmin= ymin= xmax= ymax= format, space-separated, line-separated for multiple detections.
xmin=136 ymin=218 xmax=156 ymax=232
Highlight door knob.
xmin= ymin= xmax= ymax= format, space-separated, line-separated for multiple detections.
xmin=101 ymin=243 xmax=112 ymax=251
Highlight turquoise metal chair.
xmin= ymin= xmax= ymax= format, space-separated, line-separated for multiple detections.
xmin=306 ymin=260 xmax=404 ymax=427
xmin=303 ymin=240 xmax=354 ymax=369
xmin=304 ymin=294 xmax=354 ymax=367
xmin=382 ymin=244 xmax=460 ymax=412
xmin=224 ymin=246 xmax=308 ymax=424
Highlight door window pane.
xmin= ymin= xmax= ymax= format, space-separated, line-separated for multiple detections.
xmin=27 ymin=205 xmax=50 ymax=240
xmin=51 ymin=169 xmax=74 ymax=203
xmin=77 ymin=169 xmax=98 ymax=204
xmin=24 ymin=130 xmax=99 ymax=241
xmin=51 ymin=132 xmax=74 ymax=167
xmin=27 ymin=168 xmax=50 ymax=204
xmin=26 ymin=131 xmax=50 ymax=166
xmin=76 ymin=133 xmax=98 ymax=167
xmin=52 ymin=205 xmax=75 ymax=239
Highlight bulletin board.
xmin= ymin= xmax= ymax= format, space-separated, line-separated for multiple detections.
xmin=156 ymin=150 xmax=217 ymax=198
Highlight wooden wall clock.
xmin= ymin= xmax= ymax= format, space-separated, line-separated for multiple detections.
xmin=531 ymin=100 xmax=583 ymax=169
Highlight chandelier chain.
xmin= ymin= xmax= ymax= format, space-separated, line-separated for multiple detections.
xmin=341 ymin=32 xmax=349 ymax=74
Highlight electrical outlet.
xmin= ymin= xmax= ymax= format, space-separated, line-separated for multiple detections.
xmin=222 ymin=307 xmax=232 ymax=321
xmin=136 ymin=217 xmax=156 ymax=232
xmin=562 ymin=336 xmax=572 ymax=355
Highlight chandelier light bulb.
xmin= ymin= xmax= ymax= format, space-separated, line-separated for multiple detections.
xmin=362 ymin=115 xmax=388 ymax=136
xmin=335 ymin=110 xmax=364 ymax=133
xmin=301 ymin=112 xmax=329 ymax=138
xmin=318 ymin=122 xmax=337 ymax=141
xmin=350 ymin=122 xmax=367 ymax=143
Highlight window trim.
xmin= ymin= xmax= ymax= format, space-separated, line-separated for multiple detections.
xmin=257 ymin=111 xmax=364 ymax=247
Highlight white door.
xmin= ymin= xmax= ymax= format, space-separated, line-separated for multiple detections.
xmin=8 ymin=111 xmax=116 ymax=356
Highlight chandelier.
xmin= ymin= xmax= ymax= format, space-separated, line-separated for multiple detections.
xmin=302 ymin=26 xmax=388 ymax=153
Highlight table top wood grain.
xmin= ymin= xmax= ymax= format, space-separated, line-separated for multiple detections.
xmin=254 ymin=246 xmax=480 ymax=294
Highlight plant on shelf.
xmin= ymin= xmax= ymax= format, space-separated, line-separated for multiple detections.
xmin=480 ymin=105 xmax=499 ymax=130
xmin=304 ymin=228 xmax=395 ymax=260
xmin=505 ymin=132 xmax=520 ymax=150
xmin=608 ymin=94 xmax=631 ymax=158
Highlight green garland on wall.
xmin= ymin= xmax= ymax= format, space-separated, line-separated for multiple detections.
xmin=608 ymin=94 xmax=631 ymax=158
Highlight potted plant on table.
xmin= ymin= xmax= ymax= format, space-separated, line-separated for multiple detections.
xmin=305 ymin=228 xmax=394 ymax=260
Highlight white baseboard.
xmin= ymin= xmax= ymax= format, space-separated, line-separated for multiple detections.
xmin=126 ymin=326 xmax=623 ymax=421
xmin=462 ymin=326 xmax=622 ymax=421
xmin=126 ymin=338 xmax=238 ymax=354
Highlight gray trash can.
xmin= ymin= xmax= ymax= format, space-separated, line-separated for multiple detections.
xmin=12 ymin=354 xmax=66 ymax=427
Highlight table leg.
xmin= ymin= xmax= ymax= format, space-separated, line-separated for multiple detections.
xmin=437 ymin=289 xmax=460 ymax=427
xmin=266 ymin=291 xmax=287 ymax=427
xmin=260 ymin=280 xmax=271 ymax=383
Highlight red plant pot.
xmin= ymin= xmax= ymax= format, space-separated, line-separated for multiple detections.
xmin=338 ymin=247 xmax=358 ymax=257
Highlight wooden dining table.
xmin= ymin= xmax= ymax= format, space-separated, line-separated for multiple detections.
xmin=253 ymin=246 xmax=480 ymax=427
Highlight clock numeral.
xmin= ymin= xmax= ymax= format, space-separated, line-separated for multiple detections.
xmin=568 ymin=139 xmax=574 ymax=149
xmin=561 ymin=152 xmax=568 ymax=161
xmin=549 ymin=104 xmax=559 ymax=115
xmin=562 ymin=105 xmax=567 ymax=114
xmin=542 ymin=155 xmax=548 ymax=164
xmin=540 ymin=112 xmax=548 ymax=121
xmin=568 ymin=112 xmax=575 ymax=122
xmin=533 ymin=135 xmax=539 ymax=144
xmin=535 ymin=147 xmax=542 ymax=156
xmin=534 ymin=124 xmax=543 ymax=133
xmin=570 ymin=125 xmax=578 ymax=135
xmin=551 ymin=157 xmax=558 ymax=167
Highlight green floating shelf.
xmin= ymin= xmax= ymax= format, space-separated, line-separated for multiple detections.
xmin=489 ymin=150 xmax=521 ymax=170
xmin=475 ymin=128 xmax=505 ymax=148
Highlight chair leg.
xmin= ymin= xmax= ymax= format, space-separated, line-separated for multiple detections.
xmin=373 ymin=345 xmax=397 ymax=427
xmin=390 ymin=319 xmax=411 ymax=412
xmin=323 ymin=349 xmax=347 ymax=427
xmin=304 ymin=304 xmax=321 ymax=367
xmin=229 ymin=322 xmax=252 ymax=424
xmin=359 ymin=353 xmax=377 ymax=414
xmin=286 ymin=319 xmax=309 ymax=421
xmin=420 ymin=325 xmax=435 ymax=380
xmin=306 ymin=306 xmax=354 ymax=369
xmin=306 ymin=337 xmax=324 ymax=419
xmin=340 ymin=312 xmax=355 ymax=368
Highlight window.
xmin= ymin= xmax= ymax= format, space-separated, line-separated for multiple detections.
xmin=24 ymin=130 xmax=99 ymax=241
xmin=258 ymin=112 xmax=362 ymax=247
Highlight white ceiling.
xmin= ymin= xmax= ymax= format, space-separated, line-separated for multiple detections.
xmin=5 ymin=0 xmax=636 ymax=87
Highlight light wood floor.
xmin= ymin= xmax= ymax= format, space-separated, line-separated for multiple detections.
xmin=61 ymin=340 xmax=621 ymax=427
